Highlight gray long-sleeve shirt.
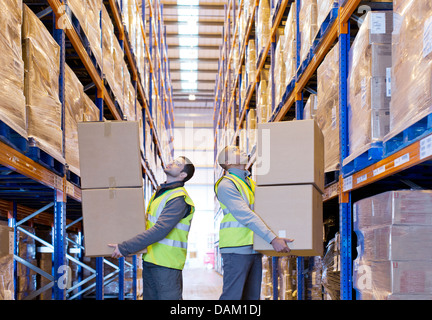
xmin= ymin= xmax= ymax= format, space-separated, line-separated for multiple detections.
xmin=118 ymin=181 xmax=191 ymax=257
xmin=216 ymin=168 xmax=277 ymax=254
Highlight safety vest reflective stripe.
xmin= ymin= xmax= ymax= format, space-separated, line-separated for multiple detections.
xmin=158 ymin=238 xmax=188 ymax=249
xmin=220 ymin=221 xmax=246 ymax=229
xmin=147 ymin=214 xmax=191 ymax=233
xmin=152 ymin=190 xmax=186 ymax=220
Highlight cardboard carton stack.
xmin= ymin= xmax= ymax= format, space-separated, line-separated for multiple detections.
xmin=78 ymin=121 xmax=146 ymax=257
xmin=254 ymin=120 xmax=324 ymax=256
xmin=0 ymin=223 xmax=14 ymax=300
xmin=344 ymin=11 xmax=392 ymax=165
xmin=299 ymin=0 xmax=318 ymax=67
xmin=0 ymin=0 xmax=27 ymax=140
xmin=353 ymin=190 xmax=432 ymax=300
xmin=386 ymin=0 xmax=432 ymax=140
xmin=22 ymin=5 xmax=64 ymax=164
xmin=316 ymin=42 xmax=340 ymax=173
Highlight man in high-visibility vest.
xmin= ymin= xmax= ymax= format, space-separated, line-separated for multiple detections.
xmin=215 ymin=145 xmax=294 ymax=300
xmin=109 ymin=156 xmax=195 ymax=300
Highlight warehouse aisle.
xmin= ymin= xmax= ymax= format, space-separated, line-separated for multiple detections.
xmin=183 ymin=267 xmax=223 ymax=300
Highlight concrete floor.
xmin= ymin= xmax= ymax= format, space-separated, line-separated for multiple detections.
xmin=183 ymin=267 xmax=223 ymax=300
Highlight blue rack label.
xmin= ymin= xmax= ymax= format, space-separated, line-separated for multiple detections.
xmin=420 ymin=135 xmax=432 ymax=160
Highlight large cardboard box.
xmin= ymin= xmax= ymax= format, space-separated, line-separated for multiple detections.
xmin=256 ymin=120 xmax=324 ymax=193
xmin=253 ymin=184 xmax=323 ymax=256
xmin=81 ymin=187 xmax=147 ymax=257
xmin=77 ymin=121 xmax=143 ymax=189
xmin=0 ymin=225 xmax=14 ymax=258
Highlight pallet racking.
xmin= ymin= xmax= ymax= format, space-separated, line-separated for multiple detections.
xmin=213 ymin=0 xmax=432 ymax=300
xmin=0 ymin=0 xmax=174 ymax=300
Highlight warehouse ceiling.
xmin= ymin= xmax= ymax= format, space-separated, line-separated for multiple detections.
xmin=160 ymin=0 xmax=226 ymax=128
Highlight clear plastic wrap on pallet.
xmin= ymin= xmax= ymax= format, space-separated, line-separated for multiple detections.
xmin=306 ymin=256 xmax=323 ymax=300
xmin=0 ymin=0 xmax=27 ymax=139
xmin=87 ymin=0 xmax=103 ymax=68
xmin=257 ymin=80 xmax=269 ymax=123
xmin=246 ymin=40 xmax=256 ymax=86
xmin=316 ymin=0 xmax=336 ymax=38
xmin=102 ymin=5 xmax=115 ymax=93
xmin=123 ymin=70 xmax=137 ymax=121
xmin=283 ymin=4 xmax=297 ymax=86
xmin=278 ymin=256 xmax=297 ymax=300
xmin=65 ymin=64 xmax=84 ymax=176
xmin=244 ymin=0 xmax=255 ymax=21
xmin=353 ymin=190 xmax=432 ymax=299
xmin=247 ymin=109 xmax=257 ymax=149
xmin=346 ymin=11 xmax=393 ymax=164
xmin=0 ymin=254 xmax=14 ymax=300
xmin=299 ymin=0 xmax=318 ymax=66
xmin=240 ymin=65 xmax=247 ymax=104
xmin=321 ymin=233 xmax=340 ymax=300
xmin=82 ymin=94 xmax=100 ymax=122
xmin=274 ymin=36 xmax=286 ymax=106
xmin=387 ymin=0 xmax=432 ymax=139
xmin=354 ymin=258 xmax=432 ymax=300
xmin=257 ymin=0 xmax=271 ymax=53
xmin=112 ymin=37 xmax=125 ymax=109
xmin=16 ymin=225 xmax=37 ymax=300
xmin=316 ymin=42 xmax=340 ymax=172
xmin=353 ymin=190 xmax=432 ymax=232
xmin=357 ymin=224 xmax=432 ymax=262
xmin=303 ymin=94 xmax=318 ymax=120
xmin=238 ymin=11 xmax=246 ymax=48
xmin=22 ymin=5 xmax=64 ymax=163
xmin=261 ymin=255 xmax=273 ymax=300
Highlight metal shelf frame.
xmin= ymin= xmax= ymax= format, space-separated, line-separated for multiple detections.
xmin=211 ymin=0 xmax=432 ymax=301
xmin=0 ymin=0 xmax=173 ymax=300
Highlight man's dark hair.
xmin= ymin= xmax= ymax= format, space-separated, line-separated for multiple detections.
xmin=180 ymin=156 xmax=195 ymax=182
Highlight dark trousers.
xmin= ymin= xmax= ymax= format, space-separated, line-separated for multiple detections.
xmin=219 ymin=253 xmax=263 ymax=300
xmin=142 ymin=261 xmax=183 ymax=300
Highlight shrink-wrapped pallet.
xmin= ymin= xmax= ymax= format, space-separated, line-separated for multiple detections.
xmin=112 ymin=37 xmax=125 ymax=109
xmin=278 ymin=256 xmax=297 ymax=300
xmin=316 ymin=0 xmax=336 ymax=38
xmin=322 ymin=233 xmax=340 ymax=300
xmin=257 ymin=80 xmax=269 ymax=123
xmin=82 ymin=94 xmax=100 ymax=122
xmin=22 ymin=5 xmax=64 ymax=163
xmin=65 ymin=65 xmax=84 ymax=176
xmin=246 ymin=40 xmax=256 ymax=86
xmin=283 ymin=4 xmax=297 ymax=86
xmin=0 ymin=0 xmax=27 ymax=139
xmin=87 ymin=0 xmax=103 ymax=68
xmin=303 ymin=94 xmax=318 ymax=120
xmin=247 ymin=109 xmax=257 ymax=149
xmin=299 ymin=0 xmax=318 ymax=67
xmin=388 ymin=0 xmax=432 ymax=138
xmin=68 ymin=0 xmax=103 ymax=69
xmin=102 ymin=5 xmax=115 ymax=94
xmin=257 ymin=0 xmax=271 ymax=53
xmin=353 ymin=190 xmax=432 ymax=231
xmin=274 ymin=36 xmax=286 ymax=105
xmin=316 ymin=42 xmax=339 ymax=172
xmin=353 ymin=190 xmax=432 ymax=300
xmin=346 ymin=11 xmax=393 ymax=164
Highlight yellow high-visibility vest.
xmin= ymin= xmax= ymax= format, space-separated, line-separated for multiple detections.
xmin=214 ymin=173 xmax=255 ymax=249
xmin=143 ymin=187 xmax=195 ymax=270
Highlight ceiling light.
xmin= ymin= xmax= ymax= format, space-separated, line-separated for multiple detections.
xmin=189 ymin=94 xmax=196 ymax=101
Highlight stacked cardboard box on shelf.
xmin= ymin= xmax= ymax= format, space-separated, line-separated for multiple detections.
xmin=0 ymin=223 xmax=14 ymax=300
xmin=283 ymin=5 xmax=297 ymax=89
xmin=353 ymin=190 xmax=432 ymax=300
xmin=278 ymin=256 xmax=297 ymax=300
xmin=299 ymin=0 xmax=317 ymax=67
xmin=316 ymin=42 xmax=340 ymax=173
xmin=344 ymin=11 xmax=392 ymax=166
xmin=22 ymin=4 xmax=64 ymax=164
xmin=254 ymin=120 xmax=324 ymax=256
xmin=246 ymin=40 xmax=256 ymax=87
xmin=303 ymin=94 xmax=318 ymax=120
xmin=78 ymin=121 xmax=146 ymax=257
xmin=0 ymin=0 xmax=27 ymax=140
xmin=385 ymin=0 xmax=432 ymax=140
xmin=257 ymin=0 xmax=271 ymax=54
